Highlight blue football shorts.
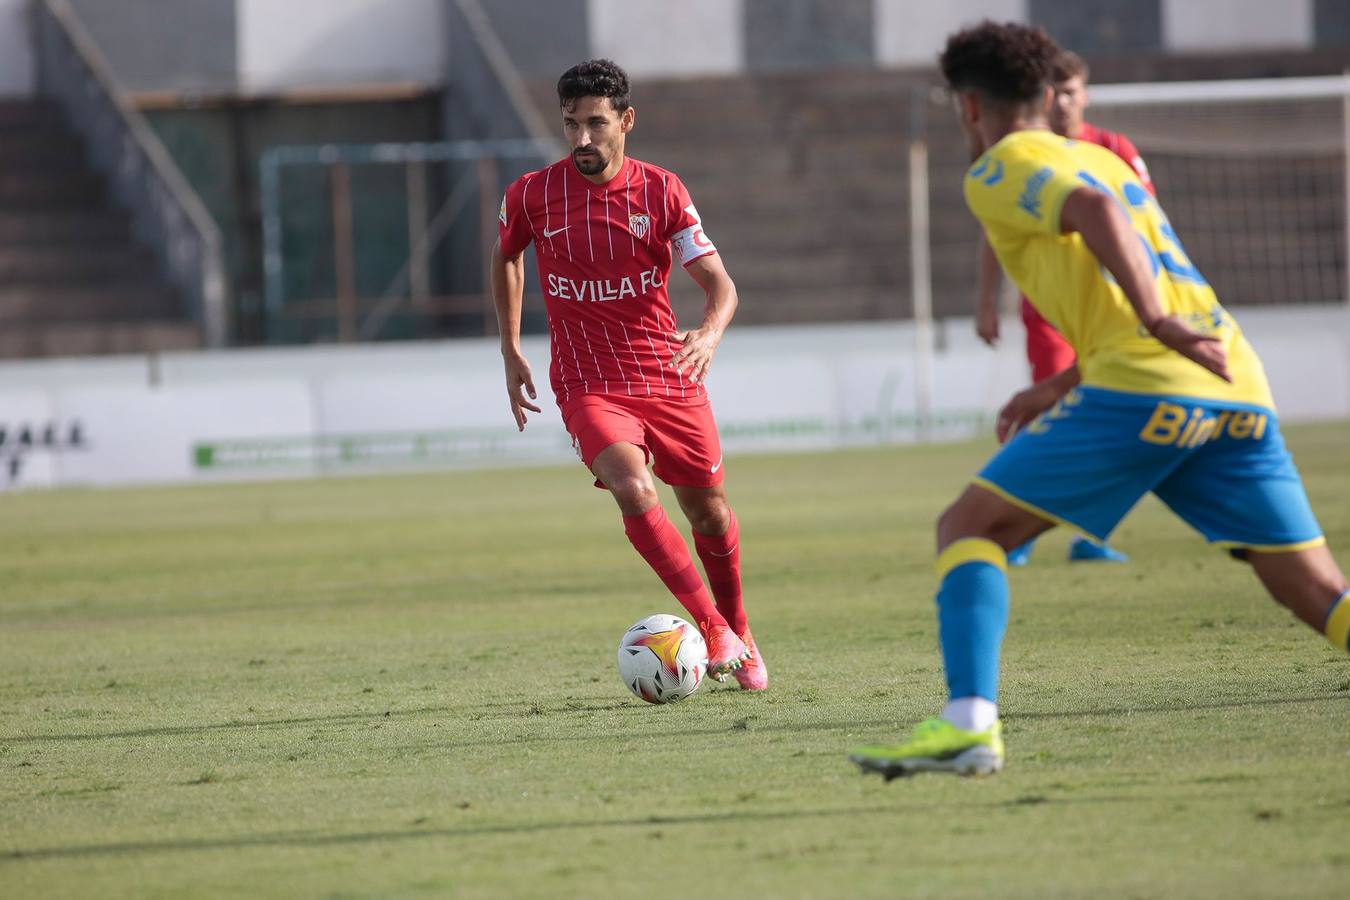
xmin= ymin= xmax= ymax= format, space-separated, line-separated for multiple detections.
xmin=974 ymin=386 xmax=1325 ymax=551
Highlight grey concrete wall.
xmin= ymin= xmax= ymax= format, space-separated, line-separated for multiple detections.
xmin=0 ymin=0 xmax=34 ymax=96
xmin=66 ymin=0 xmax=236 ymax=91
xmin=1029 ymin=0 xmax=1162 ymax=53
xmin=1314 ymin=0 xmax=1350 ymax=46
xmin=481 ymin=0 xmax=589 ymax=79
xmin=744 ymin=0 xmax=873 ymax=70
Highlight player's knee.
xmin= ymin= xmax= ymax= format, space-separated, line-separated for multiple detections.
xmin=936 ymin=496 xmax=1002 ymax=551
xmin=610 ymin=477 xmax=658 ymax=514
xmin=687 ymin=500 xmax=730 ymax=536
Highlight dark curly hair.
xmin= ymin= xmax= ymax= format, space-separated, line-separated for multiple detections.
xmin=557 ymin=59 xmax=631 ymax=113
xmin=939 ymin=21 xmax=1060 ymax=104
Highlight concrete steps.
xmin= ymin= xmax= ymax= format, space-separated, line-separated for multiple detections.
xmin=0 ymin=99 xmax=199 ymax=357
xmin=0 ymin=321 xmax=201 ymax=359
xmin=0 ymin=284 xmax=180 ymax=321
xmin=0 ymin=246 xmax=159 ymax=284
xmin=0 ymin=170 xmax=107 ymax=209
xmin=0 ymin=210 xmax=131 ymax=245
xmin=558 ymin=68 xmax=974 ymax=325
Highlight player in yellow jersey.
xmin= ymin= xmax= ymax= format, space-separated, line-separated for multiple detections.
xmin=850 ymin=21 xmax=1350 ymax=778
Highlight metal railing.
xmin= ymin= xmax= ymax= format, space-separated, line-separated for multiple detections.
xmin=33 ymin=0 xmax=228 ymax=347
xmin=260 ymin=139 xmax=557 ymax=341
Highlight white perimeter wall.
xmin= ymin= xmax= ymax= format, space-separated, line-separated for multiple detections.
xmin=0 ymin=0 xmax=34 ymax=97
xmin=587 ymin=0 xmax=743 ymax=78
xmin=875 ymin=0 xmax=1028 ymax=67
xmin=1 ymin=306 xmax=1346 ymax=491
xmin=236 ymin=0 xmax=444 ymax=92
xmin=1162 ymin=0 xmax=1313 ymax=51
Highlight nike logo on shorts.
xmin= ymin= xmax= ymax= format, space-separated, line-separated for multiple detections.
xmin=543 ymin=225 xmax=569 ymax=238
xmin=710 ymin=456 xmax=723 ymax=474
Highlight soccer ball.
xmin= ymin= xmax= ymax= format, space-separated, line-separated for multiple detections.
xmin=617 ymin=613 xmax=708 ymax=704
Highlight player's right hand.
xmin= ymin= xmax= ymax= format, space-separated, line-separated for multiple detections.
xmin=976 ymin=299 xmax=1000 ymax=346
xmin=503 ymin=352 xmax=541 ymax=431
xmin=996 ymin=381 xmax=1059 ymax=443
xmin=1149 ymin=315 xmax=1232 ymax=383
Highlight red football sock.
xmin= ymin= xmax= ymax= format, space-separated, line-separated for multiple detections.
xmin=623 ymin=505 xmax=725 ymax=632
xmin=693 ymin=511 xmax=747 ymax=636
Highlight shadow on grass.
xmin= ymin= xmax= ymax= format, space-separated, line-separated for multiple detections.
xmin=0 ymin=695 xmax=630 ymax=746
xmin=379 ymin=715 xmax=909 ymax=756
xmin=0 ymin=706 xmax=457 ymax=745
xmin=1 ymin=794 xmax=1137 ymax=862
xmin=4 ymin=691 xmax=1342 ymax=749
xmin=1007 ymin=692 xmax=1347 ymax=721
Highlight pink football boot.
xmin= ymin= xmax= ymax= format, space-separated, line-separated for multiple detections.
xmin=703 ymin=623 xmax=750 ymax=682
xmin=733 ymin=628 xmax=767 ymax=691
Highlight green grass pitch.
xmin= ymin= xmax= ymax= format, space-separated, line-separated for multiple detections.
xmin=2 ymin=423 xmax=1348 ymax=898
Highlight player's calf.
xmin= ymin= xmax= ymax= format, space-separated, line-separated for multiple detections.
xmin=1246 ymin=544 xmax=1350 ymax=647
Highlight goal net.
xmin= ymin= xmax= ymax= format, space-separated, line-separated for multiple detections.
xmin=1086 ymin=76 xmax=1349 ymax=308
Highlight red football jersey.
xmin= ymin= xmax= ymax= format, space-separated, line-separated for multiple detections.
xmin=498 ymin=156 xmax=717 ymax=404
xmin=1078 ymin=121 xmax=1153 ymax=196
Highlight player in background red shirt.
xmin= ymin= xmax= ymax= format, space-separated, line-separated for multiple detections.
xmin=973 ymin=50 xmax=1148 ymax=565
xmin=490 ymin=59 xmax=765 ymax=689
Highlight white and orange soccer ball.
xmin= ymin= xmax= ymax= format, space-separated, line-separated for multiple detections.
xmin=617 ymin=613 xmax=708 ymax=704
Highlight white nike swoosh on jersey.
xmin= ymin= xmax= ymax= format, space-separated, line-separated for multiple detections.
xmin=543 ymin=225 xmax=569 ymax=238
xmin=710 ymin=457 xmax=723 ymax=474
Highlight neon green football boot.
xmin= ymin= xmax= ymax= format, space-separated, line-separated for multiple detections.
xmin=849 ymin=718 xmax=1004 ymax=780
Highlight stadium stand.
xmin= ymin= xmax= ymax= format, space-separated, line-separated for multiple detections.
xmin=3 ymin=0 xmax=1345 ymax=355
xmin=569 ymin=52 xmax=1348 ymax=328
xmin=0 ymin=98 xmax=198 ymax=358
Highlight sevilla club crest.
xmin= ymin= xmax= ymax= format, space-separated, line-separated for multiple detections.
xmin=628 ymin=213 xmax=650 ymax=239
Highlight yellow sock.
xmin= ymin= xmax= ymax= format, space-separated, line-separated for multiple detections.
xmin=1325 ymin=590 xmax=1350 ymax=653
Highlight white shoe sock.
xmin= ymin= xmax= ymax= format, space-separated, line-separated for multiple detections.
xmin=941 ymin=696 xmax=999 ymax=733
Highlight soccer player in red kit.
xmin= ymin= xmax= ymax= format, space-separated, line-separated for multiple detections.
xmin=974 ymin=49 xmax=1149 ymax=565
xmin=489 ymin=59 xmax=766 ymax=688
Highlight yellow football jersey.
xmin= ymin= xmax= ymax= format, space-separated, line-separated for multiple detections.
xmin=965 ymin=128 xmax=1273 ymax=409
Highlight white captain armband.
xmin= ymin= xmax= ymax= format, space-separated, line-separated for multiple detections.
xmin=671 ymin=222 xmax=716 ymax=265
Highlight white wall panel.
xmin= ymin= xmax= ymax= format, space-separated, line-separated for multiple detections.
xmin=875 ymin=0 xmax=1028 ymax=67
xmin=588 ymin=0 xmax=743 ymax=78
xmin=238 ymin=0 xmax=444 ymax=91
xmin=0 ymin=390 xmax=58 ymax=490
xmin=1163 ymin=0 xmax=1313 ymax=51
xmin=54 ymin=382 xmax=318 ymax=486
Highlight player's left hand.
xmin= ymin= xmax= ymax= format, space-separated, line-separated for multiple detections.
xmin=670 ymin=328 xmax=721 ymax=383
xmin=1149 ymin=315 xmax=1232 ymax=383
xmin=996 ymin=381 xmax=1060 ymax=443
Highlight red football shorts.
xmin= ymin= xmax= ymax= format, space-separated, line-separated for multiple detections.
xmin=560 ymin=393 xmax=725 ymax=489
xmin=1020 ymin=296 xmax=1076 ymax=385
